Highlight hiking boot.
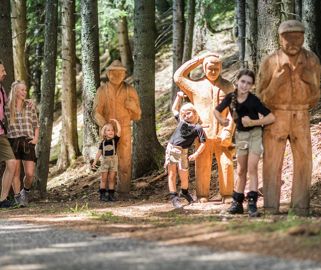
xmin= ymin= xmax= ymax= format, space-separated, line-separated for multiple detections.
xmin=20 ymin=189 xmax=30 ymax=207
xmin=108 ymin=192 xmax=116 ymax=202
xmin=227 ymin=201 xmax=244 ymax=214
xmin=99 ymin=192 xmax=109 ymax=202
xmin=227 ymin=191 xmax=245 ymax=214
xmin=170 ymin=193 xmax=182 ymax=209
xmin=247 ymin=191 xmax=260 ymax=217
xmin=0 ymin=199 xmax=16 ymax=209
xmin=179 ymin=190 xmax=194 ymax=204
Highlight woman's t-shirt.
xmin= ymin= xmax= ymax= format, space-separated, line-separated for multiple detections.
xmin=99 ymin=136 xmax=120 ymax=156
xmin=216 ymin=92 xmax=271 ymax=131
xmin=169 ymin=115 xmax=206 ymax=148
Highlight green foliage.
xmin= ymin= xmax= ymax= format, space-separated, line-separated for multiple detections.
xmin=69 ymin=202 xmax=89 ymax=213
xmin=203 ymin=0 xmax=235 ymax=31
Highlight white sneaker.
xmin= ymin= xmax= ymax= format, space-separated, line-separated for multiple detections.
xmin=20 ymin=189 xmax=29 ymax=207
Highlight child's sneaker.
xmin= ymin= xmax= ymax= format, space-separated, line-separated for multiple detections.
xmin=247 ymin=191 xmax=260 ymax=217
xmin=179 ymin=190 xmax=194 ymax=204
xmin=170 ymin=193 xmax=182 ymax=209
xmin=20 ymin=189 xmax=29 ymax=207
xmin=108 ymin=192 xmax=116 ymax=202
xmin=227 ymin=201 xmax=244 ymax=214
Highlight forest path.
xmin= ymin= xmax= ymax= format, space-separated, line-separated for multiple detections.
xmin=1 ymin=219 xmax=320 ymax=270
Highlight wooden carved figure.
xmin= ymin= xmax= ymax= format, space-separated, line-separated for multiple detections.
xmin=174 ymin=53 xmax=235 ymax=202
xmin=93 ymin=60 xmax=141 ymax=196
xmin=257 ymin=20 xmax=321 ymax=216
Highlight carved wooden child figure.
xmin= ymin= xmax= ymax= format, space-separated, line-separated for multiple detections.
xmin=93 ymin=60 xmax=141 ymax=197
xmin=92 ymin=119 xmax=121 ymax=202
xmin=257 ymin=20 xmax=321 ymax=216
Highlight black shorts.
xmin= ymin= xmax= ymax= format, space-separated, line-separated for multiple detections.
xmin=8 ymin=137 xmax=37 ymax=162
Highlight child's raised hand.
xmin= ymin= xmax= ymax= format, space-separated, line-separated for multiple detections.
xmin=177 ymin=91 xmax=186 ymax=98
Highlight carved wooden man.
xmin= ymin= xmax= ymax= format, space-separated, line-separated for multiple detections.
xmin=174 ymin=53 xmax=235 ymax=202
xmin=93 ymin=60 xmax=141 ymax=195
xmin=257 ymin=20 xmax=321 ymax=215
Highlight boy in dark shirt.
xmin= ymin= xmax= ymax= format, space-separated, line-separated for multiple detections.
xmin=165 ymin=92 xmax=206 ymax=208
xmin=93 ymin=119 xmax=121 ymax=202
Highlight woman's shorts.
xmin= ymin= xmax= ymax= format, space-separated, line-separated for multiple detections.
xmin=0 ymin=135 xmax=15 ymax=162
xmin=235 ymin=127 xmax=263 ymax=157
xmin=164 ymin=143 xmax=189 ymax=170
xmin=8 ymin=136 xmax=37 ymax=162
xmin=100 ymin=155 xmax=118 ymax=172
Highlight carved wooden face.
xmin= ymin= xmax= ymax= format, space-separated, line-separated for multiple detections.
xmin=279 ymin=32 xmax=304 ymax=56
xmin=203 ymin=57 xmax=221 ymax=82
xmin=107 ymin=69 xmax=126 ymax=85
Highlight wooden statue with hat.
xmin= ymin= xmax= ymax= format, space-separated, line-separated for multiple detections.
xmin=93 ymin=60 xmax=141 ymax=196
xmin=174 ymin=52 xmax=235 ymax=203
xmin=257 ymin=20 xmax=321 ymax=216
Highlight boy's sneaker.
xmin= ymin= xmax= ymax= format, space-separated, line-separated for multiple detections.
xmin=170 ymin=195 xmax=182 ymax=209
xmin=99 ymin=192 xmax=109 ymax=202
xmin=14 ymin=194 xmax=25 ymax=207
xmin=227 ymin=201 xmax=244 ymax=214
xmin=0 ymin=199 xmax=16 ymax=208
xmin=179 ymin=191 xmax=194 ymax=204
xmin=20 ymin=189 xmax=30 ymax=207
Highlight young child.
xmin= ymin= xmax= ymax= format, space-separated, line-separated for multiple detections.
xmin=92 ymin=119 xmax=121 ymax=202
xmin=214 ymin=69 xmax=275 ymax=217
xmin=165 ymin=91 xmax=206 ymax=209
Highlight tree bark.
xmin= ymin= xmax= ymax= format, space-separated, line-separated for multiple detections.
xmin=171 ymin=0 xmax=184 ymax=105
xmin=257 ymin=0 xmax=281 ymax=65
xmin=294 ymin=0 xmax=302 ymax=20
xmin=236 ymin=0 xmax=246 ymax=67
xmin=192 ymin=1 xmax=207 ymax=56
xmin=35 ymin=0 xmax=58 ymax=194
xmin=302 ymin=0 xmax=321 ymax=59
xmin=81 ymin=0 xmax=100 ymax=161
xmin=57 ymin=0 xmax=80 ymax=170
xmin=182 ymin=0 xmax=195 ymax=63
xmin=117 ymin=0 xmax=134 ymax=75
xmin=0 ymin=0 xmax=15 ymax=93
xmin=245 ymin=0 xmax=258 ymax=72
xmin=11 ymin=0 xmax=28 ymax=87
xmin=133 ymin=0 xmax=164 ymax=178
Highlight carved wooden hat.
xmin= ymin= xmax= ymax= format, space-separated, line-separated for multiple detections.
xmin=106 ymin=60 xmax=127 ymax=71
xmin=278 ymin=20 xmax=305 ymax=34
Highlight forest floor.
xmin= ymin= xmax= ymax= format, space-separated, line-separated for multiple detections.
xmin=2 ymin=30 xmax=321 ymax=264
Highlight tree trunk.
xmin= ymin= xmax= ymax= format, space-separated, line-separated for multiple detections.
xmin=257 ymin=0 xmax=281 ymax=65
xmin=0 ymin=0 xmax=14 ymax=93
xmin=35 ymin=0 xmax=58 ymax=194
xmin=294 ymin=0 xmax=302 ymax=20
xmin=117 ymin=0 xmax=134 ymax=75
xmin=192 ymin=1 xmax=207 ymax=55
xmin=245 ymin=0 xmax=258 ymax=72
xmin=282 ymin=0 xmax=295 ymax=20
xmin=171 ymin=0 xmax=184 ymax=105
xmin=133 ymin=0 xmax=164 ymax=178
xmin=236 ymin=0 xmax=246 ymax=68
xmin=81 ymin=0 xmax=100 ymax=161
xmin=57 ymin=0 xmax=80 ymax=170
xmin=182 ymin=0 xmax=195 ymax=63
xmin=11 ymin=0 xmax=28 ymax=87
xmin=302 ymin=0 xmax=321 ymax=59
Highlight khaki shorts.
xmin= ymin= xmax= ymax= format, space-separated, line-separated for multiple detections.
xmin=235 ymin=127 xmax=263 ymax=156
xmin=100 ymin=155 xmax=118 ymax=172
xmin=164 ymin=143 xmax=189 ymax=170
xmin=0 ymin=134 xmax=15 ymax=162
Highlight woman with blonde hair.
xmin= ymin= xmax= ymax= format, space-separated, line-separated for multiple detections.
xmin=92 ymin=119 xmax=121 ymax=202
xmin=5 ymin=80 xmax=39 ymax=207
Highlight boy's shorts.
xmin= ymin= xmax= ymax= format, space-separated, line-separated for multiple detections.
xmin=100 ymin=155 xmax=118 ymax=172
xmin=0 ymin=135 xmax=15 ymax=162
xmin=8 ymin=137 xmax=37 ymax=162
xmin=235 ymin=127 xmax=263 ymax=156
xmin=164 ymin=143 xmax=189 ymax=170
